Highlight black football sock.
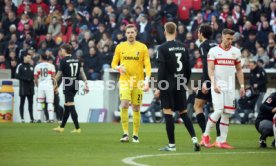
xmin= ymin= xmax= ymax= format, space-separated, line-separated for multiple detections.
xmin=60 ymin=106 xmax=70 ymax=128
xmin=180 ymin=112 xmax=196 ymax=137
xmin=44 ymin=103 xmax=49 ymax=121
xmin=196 ymin=113 xmax=206 ymax=133
xmin=164 ymin=114 xmax=175 ymax=144
xmin=69 ymin=105 xmax=80 ymax=129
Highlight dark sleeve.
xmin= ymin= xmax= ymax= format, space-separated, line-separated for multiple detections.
xmin=184 ymin=49 xmax=191 ymax=83
xmin=94 ymin=56 xmax=102 ymax=72
xmin=201 ymin=45 xmax=210 ymax=81
xmin=257 ymin=69 xmax=267 ymax=86
xmin=249 ymin=72 xmax=253 ymax=85
xmin=157 ymin=61 xmax=166 ymax=89
xmin=58 ymin=59 xmax=64 ymax=72
xmin=157 ymin=47 xmax=166 ymax=86
xmin=260 ymin=94 xmax=276 ymax=113
xmin=17 ymin=65 xmax=29 ymax=81
xmin=156 ymin=47 xmax=165 ymax=63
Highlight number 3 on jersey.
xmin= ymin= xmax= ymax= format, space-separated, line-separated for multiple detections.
xmin=175 ymin=53 xmax=183 ymax=72
xmin=70 ymin=63 xmax=78 ymax=77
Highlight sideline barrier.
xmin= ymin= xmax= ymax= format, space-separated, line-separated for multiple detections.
xmin=1 ymin=68 xmax=275 ymax=123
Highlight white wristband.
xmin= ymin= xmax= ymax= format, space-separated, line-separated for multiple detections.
xmin=240 ymin=84 xmax=244 ymax=88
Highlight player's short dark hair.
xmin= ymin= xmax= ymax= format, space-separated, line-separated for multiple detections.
xmin=164 ymin=22 xmax=176 ymax=34
xmin=199 ymin=24 xmax=213 ymax=39
xmin=40 ymin=53 xmax=48 ymax=61
xmin=125 ymin=24 xmax=137 ymax=31
xmin=60 ymin=44 xmax=72 ymax=54
xmin=222 ymin=28 xmax=235 ymax=36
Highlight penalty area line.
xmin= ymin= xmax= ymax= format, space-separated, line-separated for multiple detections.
xmin=122 ymin=151 xmax=276 ymax=166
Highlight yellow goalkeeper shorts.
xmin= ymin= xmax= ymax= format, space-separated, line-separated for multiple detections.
xmin=119 ymin=86 xmax=143 ymax=105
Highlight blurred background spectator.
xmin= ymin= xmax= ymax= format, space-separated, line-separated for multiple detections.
xmin=0 ymin=0 xmax=275 ymax=76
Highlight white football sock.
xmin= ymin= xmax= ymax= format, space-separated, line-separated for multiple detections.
xmin=47 ymin=103 xmax=54 ymax=120
xmin=204 ymin=109 xmax=222 ymax=136
xmin=219 ymin=113 xmax=230 ymax=143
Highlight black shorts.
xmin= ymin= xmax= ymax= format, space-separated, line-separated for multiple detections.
xmin=63 ymin=89 xmax=78 ymax=103
xmin=195 ymin=81 xmax=212 ymax=101
xmin=160 ymin=90 xmax=187 ymax=111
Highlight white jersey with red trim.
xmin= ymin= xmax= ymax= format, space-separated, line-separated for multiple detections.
xmin=34 ymin=62 xmax=56 ymax=86
xmin=207 ymin=44 xmax=241 ymax=92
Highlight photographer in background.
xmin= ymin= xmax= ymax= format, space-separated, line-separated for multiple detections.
xmin=249 ymin=60 xmax=267 ymax=114
xmin=255 ymin=92 xmax=276 ymax=148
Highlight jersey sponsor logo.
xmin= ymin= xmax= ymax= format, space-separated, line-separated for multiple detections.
xmin=66 ymin=59 xmax=78 ymax=63
xmin=215 ymin=59 xmax=235 ymax=66
xmin=266 ymin=97 xmax=272 ymax=104
xmin=168 ymin=47 xmax=185 ymax=51
xmin=174 ymin=74 xmax=184 ymax=78
xmin=123 ymin=56 xmax=139 ymax=60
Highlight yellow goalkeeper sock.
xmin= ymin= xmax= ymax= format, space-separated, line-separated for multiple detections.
xmin=133 ymin=110 xmax=141 ymax=136
xmin=120 ymin=108 xmax=129 ymax=135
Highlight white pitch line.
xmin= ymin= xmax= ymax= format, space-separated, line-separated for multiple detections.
xmin=122 ymin=151 xmax=276 ymax=166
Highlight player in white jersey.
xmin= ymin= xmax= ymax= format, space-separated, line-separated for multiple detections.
xmin=202 ymin=29 xmax=245 ymax=149
xmin=34 ymin=54 xmax=56 ymax=122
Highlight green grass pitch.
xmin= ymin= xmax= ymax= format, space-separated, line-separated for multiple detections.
xmin=0 ymin=123 xmax=276 ymax=166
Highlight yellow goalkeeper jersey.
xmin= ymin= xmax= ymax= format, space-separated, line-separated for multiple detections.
xmin=111 ymin=41 xmax=151 ymax=88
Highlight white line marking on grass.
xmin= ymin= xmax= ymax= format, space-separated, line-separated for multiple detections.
xmin=122 ymin=151 xmax=276 ymax=166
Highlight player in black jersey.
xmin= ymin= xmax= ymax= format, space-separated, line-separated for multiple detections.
xmin=255 ymin=92 xmax=276 ymax=148
xmin=193 ymin=24 xmax=221 ymax=146
xmin=155 ymin=22 xmax=200 ymax=152
xmin=53 ymin=44 xmax=89 ymax=133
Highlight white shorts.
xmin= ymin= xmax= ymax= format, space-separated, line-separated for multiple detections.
xmin=37 ymin=85 xmax=54 ymax=103
xmin=211 ymin=90 xmax=236 ymax=114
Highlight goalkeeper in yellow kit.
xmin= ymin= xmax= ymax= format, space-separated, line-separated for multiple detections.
xmin=111 ymin=24 xmax=151 ymax=143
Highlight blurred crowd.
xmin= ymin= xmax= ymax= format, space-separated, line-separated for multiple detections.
xmin=0 ymin=0 xmax=276 ymax=81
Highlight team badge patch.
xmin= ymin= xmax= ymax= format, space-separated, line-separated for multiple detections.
xmin=266 ymin=97 xmax=272 ymax=104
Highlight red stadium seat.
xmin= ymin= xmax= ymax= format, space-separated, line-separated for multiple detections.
xmin=192 ymin=0 xmax=202 ymax=11
xmin=38 ymin=35 xmax=46 ymax=45
xmin=178 ymin=1 xmax=192 ymax=21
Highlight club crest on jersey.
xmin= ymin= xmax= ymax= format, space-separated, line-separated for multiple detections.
xmin=30 ymin=67 xmax=33 ymax=71
xmin=136 ymin=52 xmax=140 ymax=56
xmin=232 ymin=53 xmax=236 ymax=58
xmin=266 ymin=97 xmax=272 ymax=104
xmin=256 ymin=73 xmax=260 ymax=78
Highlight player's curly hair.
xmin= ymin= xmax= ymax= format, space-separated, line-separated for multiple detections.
xmin=60 ymin=44 xmax=72 ymax=54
